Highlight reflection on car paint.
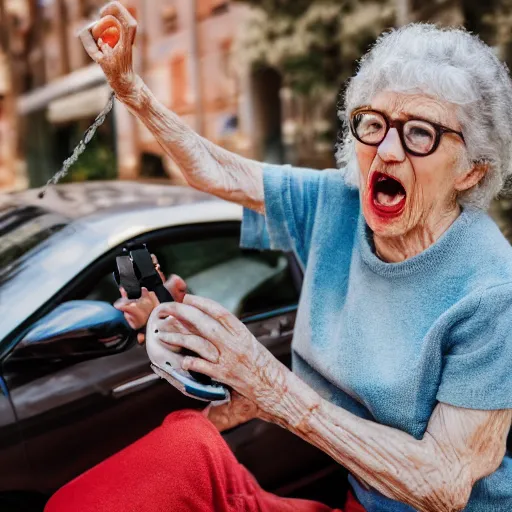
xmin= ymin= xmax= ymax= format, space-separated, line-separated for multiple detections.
xmin=0 ymin=376 xmax=8 ymax=397
xmin=40 ymin=240 xmax=90 ymax=271
xmin=107 ymin=225 xmax=149 ymax=249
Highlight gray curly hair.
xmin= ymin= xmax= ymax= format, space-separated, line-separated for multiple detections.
xmin=336 ymin=23 xmax=512 ymax=209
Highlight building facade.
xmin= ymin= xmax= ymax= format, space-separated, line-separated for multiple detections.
xmin=4 ymin=0 xmax=502 ymax=191
xmin=5 ymin=0 xmax=265 ymax=189
xmin=0 ymin=0 xmax=32 ymax=191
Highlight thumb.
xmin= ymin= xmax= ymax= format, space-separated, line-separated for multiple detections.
xmin=166 ymin=274 xmax=188 ymax=303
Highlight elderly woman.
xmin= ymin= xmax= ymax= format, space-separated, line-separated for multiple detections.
xmin=46 ymin=3 xmax=512 ymax=512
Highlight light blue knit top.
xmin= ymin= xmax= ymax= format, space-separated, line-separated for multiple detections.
xmin=241 ymin=164 xmax=512 ymax=511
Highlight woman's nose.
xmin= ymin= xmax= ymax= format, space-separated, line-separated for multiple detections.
xmin=377 ymin=127 xmax=406 ymax=163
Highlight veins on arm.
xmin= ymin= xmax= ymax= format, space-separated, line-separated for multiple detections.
xmin=259 ymin=362 xmax=511 ymax=512
xmin=121 ymin=76 xmax=265 ymax=213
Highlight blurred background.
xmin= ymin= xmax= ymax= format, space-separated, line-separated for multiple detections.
xmin=0 ymin=0 xmax=511 ymax=220
xmin=3 ymin=4 xmax=512 ymax=505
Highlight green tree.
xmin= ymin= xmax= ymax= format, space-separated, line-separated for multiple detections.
xmin=233 ymin=0 xmax=395 ymax=166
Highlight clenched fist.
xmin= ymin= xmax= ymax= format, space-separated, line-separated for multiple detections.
xmin=80 ymin=2 xmax=137 ymax=100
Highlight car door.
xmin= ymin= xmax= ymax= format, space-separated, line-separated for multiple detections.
xmin=0 ymin=376 xmax=30 ymax=495
xmin=1 ymin=220 xmax=304 ymax=497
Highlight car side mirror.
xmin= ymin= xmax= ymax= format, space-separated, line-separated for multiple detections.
xmin=11 ymin=300 xmax=134 ymax=364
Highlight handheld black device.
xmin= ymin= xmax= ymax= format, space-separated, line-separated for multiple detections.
xmin=113 ymin=245 xmax=230 ymax=404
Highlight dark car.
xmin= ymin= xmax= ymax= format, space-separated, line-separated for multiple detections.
xmin=0 ymin=181 xmax=348 ymax=511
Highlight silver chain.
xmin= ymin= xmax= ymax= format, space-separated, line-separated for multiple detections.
xmin=38 ymin=91 xmax=115 ymax=198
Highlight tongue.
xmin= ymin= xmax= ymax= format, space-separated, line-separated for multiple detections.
xmin=376 ymin=191 xmax=405 ymax=207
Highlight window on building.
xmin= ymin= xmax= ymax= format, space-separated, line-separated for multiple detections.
xmin=162 ymin=5 xmax=178 ymax=34
xmin=170 ymin=55 xmax=187 ymax=108
xmin=220 ymin=38 xmax=232 ymax=76
xmin=42 ymin=7 xmax=54 ymax=35
xmin=57 ymin=0 xmax=71 ymax=75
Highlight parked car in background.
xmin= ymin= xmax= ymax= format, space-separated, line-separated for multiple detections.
xmin=0 ymin=181 xmax=348 ymax=512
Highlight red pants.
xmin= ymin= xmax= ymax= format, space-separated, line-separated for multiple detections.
xmin=45 ymin=410 xmax=365 ymax=512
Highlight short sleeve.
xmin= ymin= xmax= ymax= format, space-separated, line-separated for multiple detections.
xmin=240 ymin=164 xmax=331 ymax=265
xmin=437 ymin=283 xmax=512 ymax=410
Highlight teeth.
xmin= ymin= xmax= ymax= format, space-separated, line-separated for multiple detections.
xmin=376 ymin=191 xmax=405 ymax=207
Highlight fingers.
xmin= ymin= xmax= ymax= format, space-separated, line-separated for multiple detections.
xmin=115 ymin=288 xmax=158 ymax=330
xmin=152 ymin=302 xmax=176 ymax=320
xmin=115 ymin=288 xmax=153 ymax=310
xmin=156 ymin=313 xmax=189 ymax=335
xmin=151 ymin=254 xmax=166 ymax=283
xmin=79 ymin=25 xmax=104 ymax=62
xmin=113 ymin=295 xmax=134 ymax=312
xmin=100 ymin=1 xmax=137 ymax=44
xmin=163 ymin=302 xmax=226 ymax=343
xmin=97 ymin=38 xmax=115 ymax=57
xmin=183 ymin=294 xmax=233 ymax=319
xmin=100 ymin=1 xmax=136 ymax=26
xmin=124 ymin=311 xmax=142 ymax=330
xmin=182 ymin=356 xmax=217 ymax=378
xmin=183 ymin=294 xmax=238 ymax=333
xmin=91 ymin=14 xmax=120 ymax=40
xmin=113 ymin=299 xmax=128 ymax=312
xmin=137 ymin=333 xmax=145 ymax=344
xmin=167 ymin=274 xmax=187 ymax=303
xmin=158 ymin=333 xmax=219 ymax=363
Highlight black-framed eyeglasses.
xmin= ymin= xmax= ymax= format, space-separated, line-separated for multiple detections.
xmin=349 ymin=108 xmax=465 ymax=157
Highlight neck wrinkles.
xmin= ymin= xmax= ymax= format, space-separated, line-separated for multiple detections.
xmin=373 ymin=205 xmax=461 ymax=263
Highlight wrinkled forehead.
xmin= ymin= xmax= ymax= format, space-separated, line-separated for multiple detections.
xmin=368 ymin=91 xmax=460 ymax=127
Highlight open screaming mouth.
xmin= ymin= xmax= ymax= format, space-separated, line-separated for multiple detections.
xmin=370 ymin=172 xmax=406 ymax=216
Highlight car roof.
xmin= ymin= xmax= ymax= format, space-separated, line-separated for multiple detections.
xmin=1 ymin=181 xmax=243 ymax=345
xmin=7 ymin=180 xmax=219 ymax=219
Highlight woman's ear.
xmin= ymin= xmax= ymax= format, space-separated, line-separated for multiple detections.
xmin=454 ymin=162 xmax=489 ymax=192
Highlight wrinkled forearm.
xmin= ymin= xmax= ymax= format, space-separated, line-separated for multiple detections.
xmin=260 ymin=363 xmax=473 ymax=512
xmin=117 ymin=76 xmax=265 ymax=213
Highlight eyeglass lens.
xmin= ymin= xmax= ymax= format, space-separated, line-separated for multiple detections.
xmin=352 ymin=111 xmax=437 ymax=155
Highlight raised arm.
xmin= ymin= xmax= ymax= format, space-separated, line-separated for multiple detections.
xmin=80 ymin=2 xmax=264 ymax=213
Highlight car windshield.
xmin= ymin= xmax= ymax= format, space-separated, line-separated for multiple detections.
xmin=0 ymin=200 xmax=70 ymax=286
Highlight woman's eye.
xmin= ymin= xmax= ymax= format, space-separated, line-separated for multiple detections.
xmin=408 ymin=126 xmax=433 ymax=139
xmin=362 ymin=120 xmax=383 ymax=133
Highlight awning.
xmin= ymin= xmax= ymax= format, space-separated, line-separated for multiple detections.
xmin=17 ymin=63 xmax=107 ymax=115
xmin=47 ymin=84 xmax=111 ymax=123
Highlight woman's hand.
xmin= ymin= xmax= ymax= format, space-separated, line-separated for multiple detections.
xmin=114 ymin=254 xmax=187 ymax=343
xmin=202 ymin=391 xmax=260 ymax=433
xmin=114 ymin=287 xmax=160 ymax=343
xmin=150 ymin=295 xmax=286 ymax=415
xmin=79 ymin=1 xmax=138 ymax=100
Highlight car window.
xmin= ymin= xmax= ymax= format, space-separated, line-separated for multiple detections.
xmin=85 ymin=234 xmax=299 ymax=318
xmin=156 ymin=236 xmax=298 ymax=317
xmin=0 ymin=204 xmax=70 ymax=285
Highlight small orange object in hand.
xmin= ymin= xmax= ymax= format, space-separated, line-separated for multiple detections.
xmin=92 ymin=17 xmax=120 ymax=48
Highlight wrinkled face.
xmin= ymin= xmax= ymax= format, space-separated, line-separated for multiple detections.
xmin=354 ymin=91 xmax=467 ymax=238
